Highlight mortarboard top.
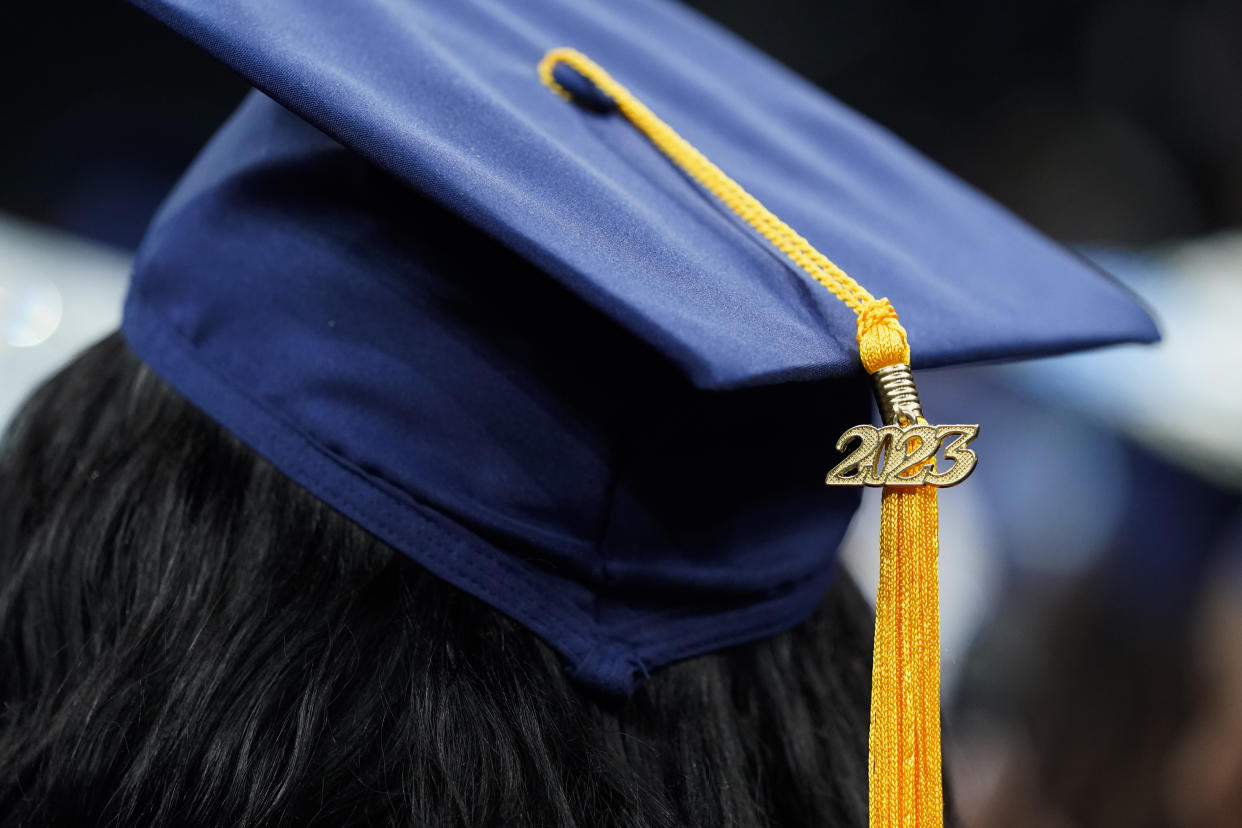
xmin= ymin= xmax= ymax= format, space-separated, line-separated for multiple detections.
xmin=122 ymin=0 xmax=1158 ymax=698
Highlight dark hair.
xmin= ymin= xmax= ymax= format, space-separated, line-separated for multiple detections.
xmin=0 ymin=333 xmax=872 ymax=827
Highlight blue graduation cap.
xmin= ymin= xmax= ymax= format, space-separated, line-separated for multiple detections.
xmin=123 ymin=0 xmax=1155 ymax=710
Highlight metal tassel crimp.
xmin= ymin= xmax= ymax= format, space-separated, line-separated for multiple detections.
xmin=871 ymin=363 xmax=922 ymax=426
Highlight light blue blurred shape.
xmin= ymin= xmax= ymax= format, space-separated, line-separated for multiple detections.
xmin=1005 ymin=235 xmax=1242 ymax=490
xmin=0 ymin=216 xmax=130 ymax=429
xmin=3 ymin=276 xmax=63 ymax=348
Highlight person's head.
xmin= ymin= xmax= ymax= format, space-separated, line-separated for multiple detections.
xmin=0 ymin=333 xmax=874 ymax=827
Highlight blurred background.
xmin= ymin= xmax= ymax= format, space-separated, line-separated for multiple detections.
xmin=2 ymin=2 xmax=1240 ymax=826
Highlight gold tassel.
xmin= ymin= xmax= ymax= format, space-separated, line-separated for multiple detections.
xmin=859 ymin=302 xmax=943 ymax=827
xmin=540 ymin=49 xmax=954 ymax=826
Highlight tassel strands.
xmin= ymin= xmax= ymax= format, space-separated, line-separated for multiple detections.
xmin=871 ymin=484 xmax=941 ymax=826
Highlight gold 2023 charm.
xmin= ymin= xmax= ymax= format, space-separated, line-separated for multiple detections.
xmin=825 ymin=363 xmax=979 ymax=488
xmin=825 ymin=423 xmax=979 ymax=488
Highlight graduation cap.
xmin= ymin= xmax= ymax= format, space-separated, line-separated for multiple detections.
xmin=122 ymin=0 xmax=1158 ymax=823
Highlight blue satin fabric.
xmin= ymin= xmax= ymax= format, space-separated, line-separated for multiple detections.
xmin=123 ymin=0 xmax=1157 ymax=694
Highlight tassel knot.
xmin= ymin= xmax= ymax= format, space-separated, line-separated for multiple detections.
xmin=857 ymin=298 xmax=911 ymax=374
